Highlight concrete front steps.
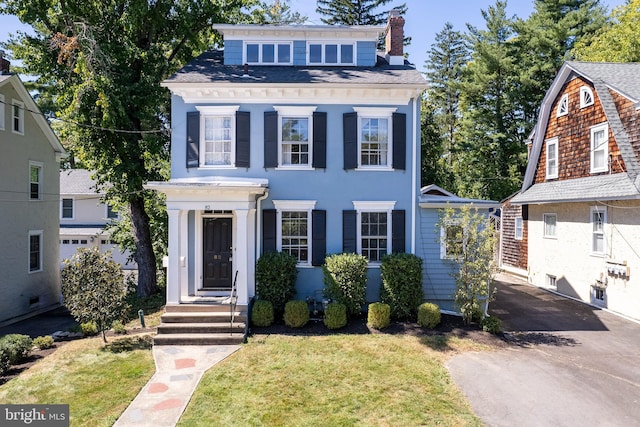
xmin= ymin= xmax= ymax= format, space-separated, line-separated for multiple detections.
xmin=154 ymin=303 xmax=247 ymax=345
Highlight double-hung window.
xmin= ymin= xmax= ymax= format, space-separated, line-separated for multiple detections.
xmin=591 ymin=206 xmax=606 ymax=255
xmin=274 ymin=106 xmax=316 ymax=168
xmin=106 ymin=204 xmax=119 ymax=220
xmin=196 ymin=106 xmax=239 ymax=167
xmin=245 ymin=42 xmax=292 ymax=65
xmin=61 ymin=198 xmax=74 ymax=219
xmin=543 ymin=213 xmax=557 ymax=238
xmin=590 ymin=123 xmax=608 ymax=174
xmin=13 ymin=99 xmax=24 ymax=134
xmin=546 ymin=137 xmax=558 ymax=179
xmin=29 ymin=161 xmax=42 ymax=200
xmin=28 ymin=230 xmax=42 ymax=273
xmin=514 ymin=217 xmax=523 ymax=240
xmin=353 ymin=107 xmax=396 ymax=170
xmin=440 ymin=221 xmax=464 ymax=260
xmin=308 ymin=42 xmax=354 ymax=65
xmin=0 ymin=94 xmax=5 ymax=130
xmin=273 ymin=201 xmax=316 ymax=266
xmin=354 ymin=201 xmax=395 ymax=263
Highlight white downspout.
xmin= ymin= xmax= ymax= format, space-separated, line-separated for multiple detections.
xmin=255 ymin=189 xmax=270 ymax=261
xmin=411 ymin=94 xmax=418 ymax=254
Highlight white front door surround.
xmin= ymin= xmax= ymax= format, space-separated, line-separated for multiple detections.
xmin=146 ymin=177 xmax=268 ymax=305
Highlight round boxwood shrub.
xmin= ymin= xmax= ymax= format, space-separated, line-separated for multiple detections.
xmin=323 ymin=253 xmax=368 ymax=317
xmin=417 ymin=303 xmax=441 ymax=329
xmin=284 ymin=300 xmax=310 ymax=328
xmin=252 ymin=300 xmax=275 ymax=327
xmin=33 ymin=335 xmax=55 ymax=350
xmin=0 ymin=334 xmax=33 ymax=365
xmin=323 ymin=302 xmax=347 ymax=330
xmin=480 ymin=315 xmax=502 ymax=334
xmin=380 ymin=253 xmax=424 ymax=320
xmin=256 ymin=251 xmax=298 ymax=314
xmin=367 ymin=302 xmax=390 ymax=330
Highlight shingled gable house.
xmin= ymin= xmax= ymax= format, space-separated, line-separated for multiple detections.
xmin=147 ymin=12 xmax=428 ymax=343
xmin=505 ymin=61 xmax=640 ymax=321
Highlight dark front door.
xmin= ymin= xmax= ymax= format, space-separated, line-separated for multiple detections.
xmin=202 ymin=217 xmax=233 ymax=290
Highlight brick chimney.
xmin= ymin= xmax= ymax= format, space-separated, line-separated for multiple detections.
xmin=385 ymin=9 xmax=404 ymax=66
xmin=0 ymin=51 xmax=10 ymax=75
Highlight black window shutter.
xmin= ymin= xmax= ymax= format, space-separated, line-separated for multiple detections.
xmin=343 ymin=210 xmax=357 ymax=253
xmin=312 ymin=112 xmax=327 ymax=169
xmin=392 ymin=113 xmax=406 ymax=170
xmin=343 ymin=112 xmax=358 ymax=169
xmin=186 ymin=111 xmax=200 ymax=168
xmin=312 ymin=210 xmax=326 ymax=266
xmin=264 ymin=111 xmax=278 ymax=168
xmin=262 ymin=209 xmax=277 ymax=254
xmin=392 ymin=209 xmax=406 ymax=253
xmin=236 ymin=111 xmax=250 ymax=168
xmin=522 ymin=205 xmax=529 ymax=221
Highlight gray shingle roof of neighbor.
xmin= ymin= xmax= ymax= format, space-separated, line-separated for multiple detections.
xmin=567 ymin=61 xmax=640 ymax=101
xmin=164 ymin=50 xmax=426 ymax=86
xmin=510 ymin=173 xmax=640 ymax=205
xmin=60 ymin=169 xmax=101 ymax=195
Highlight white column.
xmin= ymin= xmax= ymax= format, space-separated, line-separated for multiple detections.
xmin=179 ymin=210 xmax=189 ymax=299
xmin=247 ymin=208 xmax=257 ymax=300
xmin=235 ymin=209 xmax=250 ymax=305
xmin=166 ymin=208 xmax=181 ymax=304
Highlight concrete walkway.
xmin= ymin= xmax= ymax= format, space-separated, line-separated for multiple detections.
xmin=114 ymin=345 xmax=241 ymax=426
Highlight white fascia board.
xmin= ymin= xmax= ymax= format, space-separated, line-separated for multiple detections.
xmin=213 ymin=24 xmax=384 ymax=40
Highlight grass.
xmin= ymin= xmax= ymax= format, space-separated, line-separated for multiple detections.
xmin=0 ymin=335 xmax=155 ymax=426
xmin=179 ymin=333 xmax=489 ymax=426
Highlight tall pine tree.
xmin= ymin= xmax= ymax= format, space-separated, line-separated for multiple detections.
xmin=316 ymin=0 xmax=405 ymax=25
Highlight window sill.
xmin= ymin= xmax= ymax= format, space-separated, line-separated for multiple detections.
xmin=355 ymin=167 xmax=394 ymax=172
xmin=366 ymin=263 xmax=381 ymax=269
xmin=198 ymin=165 xmax=237 ymax=170
xmin=275 ymin=166 xmax=314 ymax=171
xmin=590 ymin=169 xmax=608 ymax=174
xmin=543 ymin=235 xmax=557 ymax=239
xmin=296 ymin=264 xmax=314 ymax=269
xmin=28 ymin=269 xmax=42 ymax=274
xmin=590 ymin=252 xmax=606 ymax=258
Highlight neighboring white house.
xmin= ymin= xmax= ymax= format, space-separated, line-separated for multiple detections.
xmin=59 ymin=169 xmax=135 ymax=269
xmin=0 ymin=59 xmax=67 ymax=325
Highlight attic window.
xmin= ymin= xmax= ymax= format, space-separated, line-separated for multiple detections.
xmin=245 ymin=42 xmax=292 ymax=65
xmin=557 ymin=94 xmax=568 ymax=117
xmin=580 ymin=86 xmax=594 ymax=108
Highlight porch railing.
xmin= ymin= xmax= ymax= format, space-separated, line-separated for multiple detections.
xmin=230 ymin=270 xmax=239 ymax=335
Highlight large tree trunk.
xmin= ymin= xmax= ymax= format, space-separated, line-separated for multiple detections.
xmin=130 ymin=195 xmax=158 ymax=297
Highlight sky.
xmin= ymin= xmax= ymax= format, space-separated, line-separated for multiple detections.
xmin=0 ymin=0 xmax=629 ymax=72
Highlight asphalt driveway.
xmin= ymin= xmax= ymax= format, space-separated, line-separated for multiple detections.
xmin=447 ymin=273 xmax=640 ymax=427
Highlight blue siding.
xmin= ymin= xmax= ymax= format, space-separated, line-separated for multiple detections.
xmin=357 ymin=41 xmax=376 ymax=66
xmin=293 ymin=40 xmax=306 ymax=65
xmin=224 ymin=40 xmax=243 ymax=65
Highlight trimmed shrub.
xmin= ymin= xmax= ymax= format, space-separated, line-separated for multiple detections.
xmin=283 ymin=300 xmax=309 ymax=328
xmin=252 ymin=300 xmax=275 ymax=327
xmin=0 ymin=350 xmax=9 ymax=375
xmin=380 ymin=253 xmax=424 ymax=320
xmin=111 ymin=320 xmax=127 ymax=335
xmin=367 ymin=302 xmax=390 ymax=330
xmin=81 ymin=321 xmax=98 ymax=336
xmin=256 ymin=251 xmax=298 ymax=314
xmin=417 ymin=303 xmax=441 ymax=329
xmin=323 ymin=303 xmax=347 ymax=330
xmin=480 ymin=316 xmax=502 ymax=334
xmin=0 ymin=334 xmax=33 ymax=364
xmin=33 ymin=335 xmax=55 ymax=350
xmin=323 ymin=253 xmax=368 ymax=317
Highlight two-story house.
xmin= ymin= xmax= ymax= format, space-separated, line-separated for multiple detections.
xmin=147 ymin=12 xmax=427 ymax=342
xmin=506 ymin=61 xmax=640 ymax=321
xmin=0 ymin=58 xmax=67 ymax=325
xmin=59 ymin=169 xmax=134 ymax=270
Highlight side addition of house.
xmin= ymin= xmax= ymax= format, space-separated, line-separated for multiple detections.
xmin=508 ymin=61 xmax=640 ymax=321
xmin=0 ymin=57 xmax=67 ymax=325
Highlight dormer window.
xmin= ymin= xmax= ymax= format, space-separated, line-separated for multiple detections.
xmin=557 ymin=94 xmax=568 ymax=117
xmin=245 ymin=42 xmax=292 ymax=65
xmin=580 ymin=86 xmax=594 ymax=108
xmin=308 ymin=42 xmax=354 ymax=65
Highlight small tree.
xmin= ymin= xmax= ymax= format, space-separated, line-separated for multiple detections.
xmin=323 ymin=253 xmax=368 ymax=317
xmin=61 ymin=247 xmax=129 ymax=343
xmin=439 ymin=205 xmax=498 ymax=325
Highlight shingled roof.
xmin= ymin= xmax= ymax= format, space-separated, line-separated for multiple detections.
xmin=60 ymin=169 xmax=101 ymax=195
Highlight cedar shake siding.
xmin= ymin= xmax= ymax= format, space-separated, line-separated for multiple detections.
xmin=533 ymin=77 xmax=625 ymax=185
xmin=612 ymin=90 xmax=640 ymax=161
xmin=501 ymin=201 xmax=528 ymax=271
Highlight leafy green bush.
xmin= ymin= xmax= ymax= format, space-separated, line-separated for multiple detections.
xmin=256 ymin=251 xmax=298 ymax=314
xmin=251 ymin=300 xmax=275 ymax=327
xmin=417 ymin=303 xmax=441 ymax=329
xmin=380 ymin=253 xmax=424 ymax=320
xmin=480 ymin=316 xmax=502 ymax=334
xmin=111 ymin=320 xmax=127 ymax=335
xmin=283 ymin=300 xmax=309 ymax=328
xmin=367 ymin=302 xmax=390 ymax=330
xmin=323 ymin=303 xmax=347 ymax=330
xmin=323 ymin=253 xmax=368 ymax=317
xmin=0 ymin=350 xmax=9 ymax=375
xmin=33 ymin=335 xmax=55 ymax=350
xmin=0 ymin=334 xmax=33 ymax=364
xmin=81 ymin=321 xmax=98 ymax=336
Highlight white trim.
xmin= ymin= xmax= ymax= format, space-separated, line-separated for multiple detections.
xmin=60 ymin=197 xmax=75 ymax=220
xmin=352 ymin=201 xmax=396 ymax=211
xmin=543 ymin=213 xmax=557 ymax=238
xmin=195 ymin=210 xmax=235 ymax=293
xmin=273 ymin=200 xmax=316 ymax=266
xmin=28 ymin=230 xmax=43 ymax=273
xmin=590 ymin=122 xmax=609 ymax=174
xmin=439 ymin=220 xmax=463 ymax=260
xmin=354 ymin=108 xmax=396 ymax=170
xmin=556 ymin=94 xmax=568 ymax=117
xmin=307 ymin=41 xmax=356 ymax=65
xmin=545 ymin=137 xmax=559 ymax=179
xmin=353 ymin=201 xmax=395 ymax=263
xmin=196 ymin=106 xmax=240 ymax=168
xmin=514 ymin=216 xmax=523 ymax=240
xmin=29 ymin=161 xmax=43 ymax=201
xmin=213 ymin=24 xmax=385 ymax=40
xmin=273 ymin=106 xmax=317 ymax=116
xmin=195 ymin=105 xmax=240 ymax=115
xmin=12 ymin=99 xmax=24 ymax=135
xmin=243 ymin=41 xmax=293 ymax=66
xmin=353 ymin=107 xmax=397 ymax=116
xmin=580 ymin=86 xmax=594 ymax=108
xmin=274 ymin=106 xmax=316 ymax=168
xmin=273 ymin=200 xmax=317 ymax=210
xmin=0 ymin=93 xmax=4 ymax=130
xmin=411 ymin=97 xmax=417 ymax=254
xmin=590 ymin=206 xmax=607 ymax=256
